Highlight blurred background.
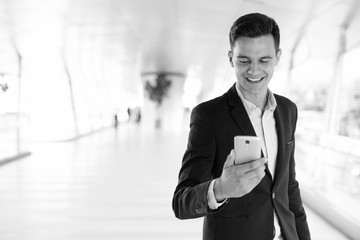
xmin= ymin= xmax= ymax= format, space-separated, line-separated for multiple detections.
xmin=0 ymin=0 xmax=360 ymax=239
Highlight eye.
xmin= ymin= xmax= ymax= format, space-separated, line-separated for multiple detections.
xmin=238 ymin=58 xmax=250 ymax=64
xmin=260 ymin=58 xmax=271 ymax=64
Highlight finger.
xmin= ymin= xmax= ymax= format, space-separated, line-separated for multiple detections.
xmin=260 ymin=157 xmax=268 ymax=165
xmin=249 ymin=157 xmax=267 ymax=165
xmin=246 ymin=171 xmax=266 ymax=191
xmin=223 ymin=149 xmax=235 ymax=168
xmin=248 ymin=169 xmax=266 ymax=181
xmin=240 ymin=166 xmax=265 ymax=181
xmin=236 ymin=159 xmax=266 ymax=174
xmin=236 ymin=171 xmax=265 ymax=196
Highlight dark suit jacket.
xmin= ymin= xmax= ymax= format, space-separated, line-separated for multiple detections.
xmin=172 ymin=84 xmax=311 ymax=240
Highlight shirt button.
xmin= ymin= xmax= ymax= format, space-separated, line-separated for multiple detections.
xmin=272 ymin=193 xmax=276 ymax=199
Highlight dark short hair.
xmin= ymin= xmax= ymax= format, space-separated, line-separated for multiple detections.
xmin=229 ymin=13 xmax=280 ymax=51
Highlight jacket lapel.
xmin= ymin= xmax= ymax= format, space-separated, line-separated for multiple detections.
xmin=227 ymin=84 xmax=256 ymax=137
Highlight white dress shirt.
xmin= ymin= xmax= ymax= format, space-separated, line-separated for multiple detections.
xmin=207 ymin=85 xmax=283 ymax=239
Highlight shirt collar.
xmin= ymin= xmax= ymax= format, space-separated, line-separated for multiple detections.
xmin=235 ymin=83 xmax=277 ymax=115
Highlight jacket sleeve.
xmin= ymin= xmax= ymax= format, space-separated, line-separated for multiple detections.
xmin=172 ymin=105 xmax=217 ymax=219
xmin=288 ymin=104 xmax=311 ymax=240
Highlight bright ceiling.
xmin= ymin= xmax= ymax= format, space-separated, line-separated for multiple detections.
xmin=0 ymin=0 xmax=359 ymax=98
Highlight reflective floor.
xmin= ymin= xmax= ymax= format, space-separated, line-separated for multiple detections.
xmin=0 ymin=123 xmax=350 ymax=239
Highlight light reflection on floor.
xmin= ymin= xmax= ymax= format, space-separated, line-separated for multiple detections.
xmin=0 ymin=123 xmax=349 ymax=239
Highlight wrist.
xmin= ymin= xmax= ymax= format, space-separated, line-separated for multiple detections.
xmin=214 ymin=178 xmax=226 ymax=202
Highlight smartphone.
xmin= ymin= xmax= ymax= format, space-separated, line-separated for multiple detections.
xmin=234 ymin=136 xmax=261 ymax=165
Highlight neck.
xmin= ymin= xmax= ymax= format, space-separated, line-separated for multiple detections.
xmin=238 ymin=85 xmax=268 ymax=111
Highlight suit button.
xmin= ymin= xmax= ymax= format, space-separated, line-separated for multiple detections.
xmin=196 ymin=208 xmax=206 ymax=214
xmin=196 ymin=208 xmax=203 ymax=214
xmin=272 ymin=193 xmax=276 ymax=199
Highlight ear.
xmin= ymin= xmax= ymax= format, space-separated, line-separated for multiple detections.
xmin=275 ymin=49 xmax=282 ymax=66
xmin=228 ymin=50 xmax=234 ymax=67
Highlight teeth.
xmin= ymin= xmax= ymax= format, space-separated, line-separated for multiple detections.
xmin=247 ymin=77 xmax=262 ymax=82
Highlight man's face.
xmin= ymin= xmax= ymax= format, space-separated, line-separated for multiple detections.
xmin=229 ymin=34 xmax=281 ymax=96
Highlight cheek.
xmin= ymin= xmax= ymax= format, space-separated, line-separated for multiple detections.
xmin=263 ymin=65 xmax=276 ymax=75
xmin=235 ymin=69 xmax=246 ymax=79
xmin=234 ymin=65 xmax=247 ymax=74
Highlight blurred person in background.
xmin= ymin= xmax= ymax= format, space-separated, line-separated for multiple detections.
xmin=172 ymin=13 xmax=311 ymax=240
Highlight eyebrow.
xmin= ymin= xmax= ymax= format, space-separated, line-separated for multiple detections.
xmin=236 ymin=55 xmax=273 ymax=59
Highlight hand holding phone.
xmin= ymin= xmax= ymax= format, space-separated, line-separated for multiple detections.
xmin=234 ymin=136 xmax=261 ymax=165
xmin=215 ymin=140 xmax=265 ymax=199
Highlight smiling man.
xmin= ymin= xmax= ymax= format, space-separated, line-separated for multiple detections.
xmin=229 ymin=34 xmax=280 ymax=109
xmin=173 ymin=13 xmax=311 ymax=240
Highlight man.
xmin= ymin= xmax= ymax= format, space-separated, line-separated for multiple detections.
xmin=172 ymin=13 xmax=311 ymax=240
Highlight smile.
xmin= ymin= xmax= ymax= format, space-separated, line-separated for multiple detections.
xmin=246 ymin=77 xmax=264 ymax=82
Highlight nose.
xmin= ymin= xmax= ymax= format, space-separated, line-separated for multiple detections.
xmin=247 ymin=62 xmax=259 ymax=75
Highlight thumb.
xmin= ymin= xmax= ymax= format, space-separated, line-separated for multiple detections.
xmin=223 ymin=149 xmax=235 ymax=168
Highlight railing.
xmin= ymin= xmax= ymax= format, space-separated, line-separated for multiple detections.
xmin=296 ymin=126 xmax=360 ymax=239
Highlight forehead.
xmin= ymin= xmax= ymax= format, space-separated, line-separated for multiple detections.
xmin=233 ymin=35 xmax=277 ymax=56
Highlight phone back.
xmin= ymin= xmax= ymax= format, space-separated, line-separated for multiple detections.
xmin=234 ymin=136 xmax=261 ymax=164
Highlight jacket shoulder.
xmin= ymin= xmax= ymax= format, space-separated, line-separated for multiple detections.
xmin=193 ymin=93 xmax=228 ymax=114
xmin=274 ymin=94 xmax=297 ymax=111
